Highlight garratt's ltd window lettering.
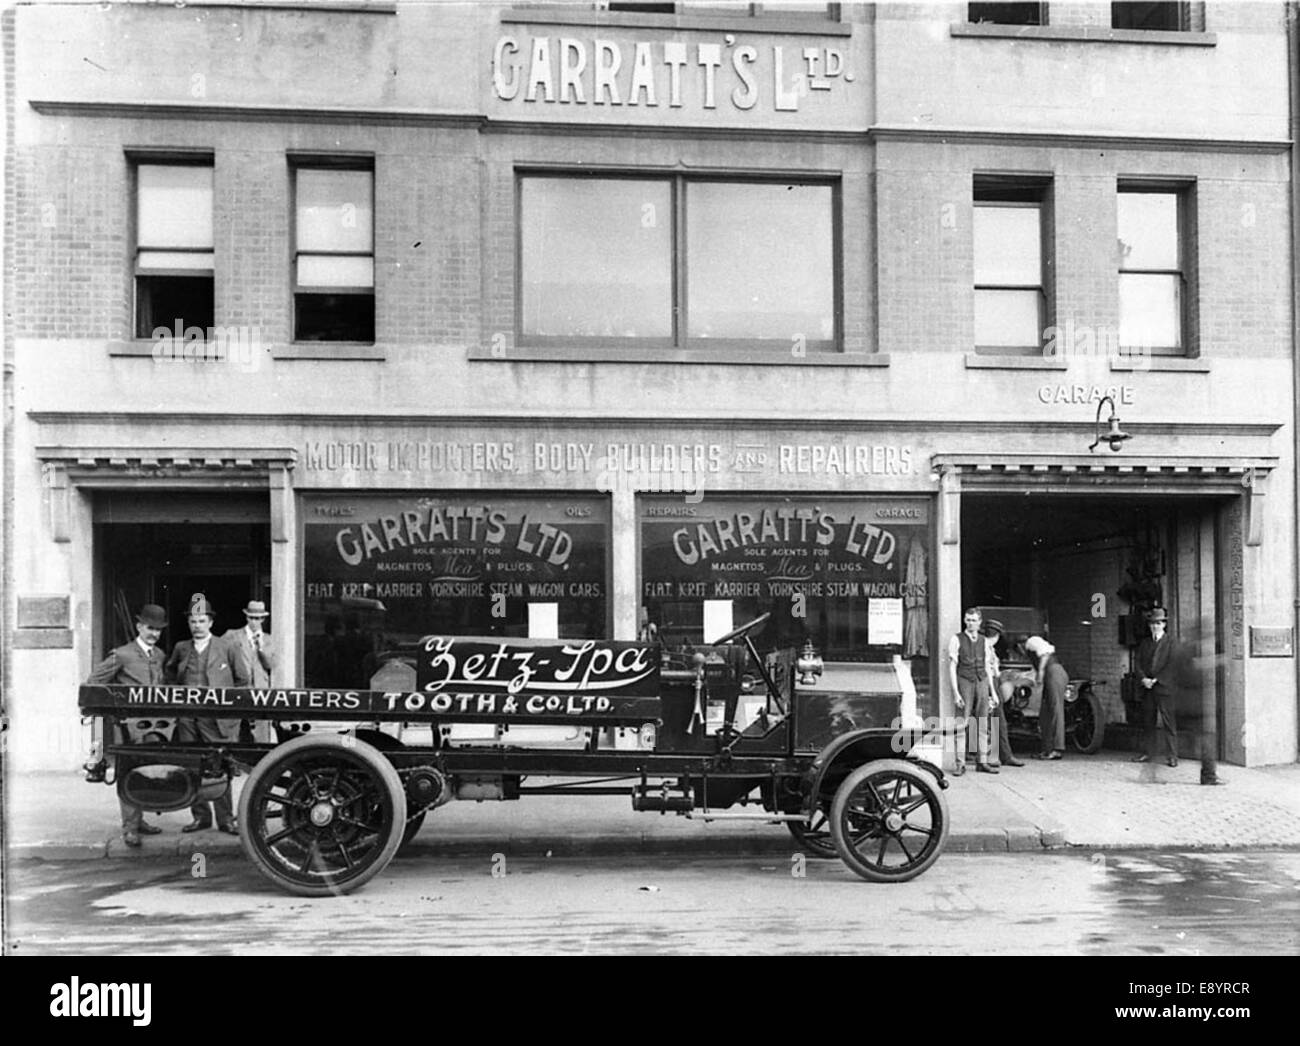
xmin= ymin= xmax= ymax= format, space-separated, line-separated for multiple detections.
xmin=303 ymin=495 xmax=610 ymax=687
xmin=639 ymin=495 xmax=931 ymax=664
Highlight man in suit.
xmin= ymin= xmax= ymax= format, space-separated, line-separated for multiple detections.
xmin=168 ymin=593 xmax=249 ymax=833
xmin=224 ymin=600 xmax=276 ymax=743
xmin=1133 ymin=606 xmax=1178 ymax=767
xmin=86 ymin=603 xmax=170 ymax=847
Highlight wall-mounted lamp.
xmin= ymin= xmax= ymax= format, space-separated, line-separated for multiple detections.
xmin=1088 ymin=394 xmax=1132 ymax=453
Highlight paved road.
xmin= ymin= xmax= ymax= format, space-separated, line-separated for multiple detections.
xmin=8 ymin=849 xmax=1300 ymax=955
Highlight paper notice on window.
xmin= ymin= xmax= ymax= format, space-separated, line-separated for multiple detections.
xmin=703 ymin=600 xmax=734 ymax=644
xmin=868 ymin=598 xmax=904 ymax=646
xmin=528 ymin=602 xmax=559 ymax=639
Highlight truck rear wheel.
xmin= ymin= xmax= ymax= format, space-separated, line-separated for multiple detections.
xmin=238 ymin=734 xmax=406 ymax=897
xmin=830 ymin=759 xmax=949 ymax=883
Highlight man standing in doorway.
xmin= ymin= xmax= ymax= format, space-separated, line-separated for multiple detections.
xmin=225 ymin=600 xmax=276 ymax=743
xmin=947 ymin=607 xmax=999 ymax=775
xmin=85 ymin=603 xmax=170 ymax=847
xmin=983 ymin=618 xmax=1024 ymax=767
xmin=169 ymin=593 xmax=249 ymax=833
xmin=1133 ymin=606 xmax=1178 ymax=767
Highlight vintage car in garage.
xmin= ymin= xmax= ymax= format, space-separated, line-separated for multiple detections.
xmin=978 ymin=605 xmax=1106 ymax=755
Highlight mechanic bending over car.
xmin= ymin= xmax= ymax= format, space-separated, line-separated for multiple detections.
xmin=1024 ymin=635 xmax=1068 ymax=760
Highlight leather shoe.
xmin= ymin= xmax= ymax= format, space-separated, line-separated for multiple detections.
xmin=1131 ymin=753 xmax=1150 ymax=763
xmin=976 ymin=763 xmax=999 ymax=774
xmin=1002 ymin=757 xmax=1025 ymax=767
xmin=1167 ymin=757 xmax=1179 ymax=768
xmin=951 ymin=762 xmax=965 ymax=776
xmin=1201 ymin=776 xmax=1227 ymax=786
xmin=122 ymin=830 xmax=141 ymax=848
xmin=136 ymin=822 xmax=162 ymax=836
xmin=217 ymin=821 xmax=239 ymax=836
xmin=181 ymin=819 xmax=212 ymax=833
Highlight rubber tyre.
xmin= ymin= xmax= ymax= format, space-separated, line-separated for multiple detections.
xmin=830 ymin=759 xmax=949 ymax=883
xmin=351 ymin=729 xmax=428 ymax=854
xmin=238 ymin=733 xmax=406 ymax=897
xmin=1069 ymin=686 xmax=1106 ymax=754
xmin=787 ymin=803 xmax=837 ymax=858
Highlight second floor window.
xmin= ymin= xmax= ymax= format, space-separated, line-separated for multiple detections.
xmin=1112 ymin=2 xmax=1192 ymax=31
xmin=134 ymin=162 xmax=214 ymax=338
xmin=968 ymin=3 xmax=1045 ymax=25
xmin=1118 ymin=187 xmax=1187 ymax=355
xmin=973 ymin=180 xmax=1048 ymax=354
xmin=294 ymin=165 xmax=375 ymax=342
xmin=519 ymin=174 xmax=836 ymax=351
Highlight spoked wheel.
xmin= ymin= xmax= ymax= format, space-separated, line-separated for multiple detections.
xmin=787 ymin=803 xmax=837 ymax=858
xmin=238 ymin=734 xmax=406 ymax=897
xmin=830 ymin=759 xmax=949 ymax=883
xmin=1068 ymin=685 xmax=1105 ymax=754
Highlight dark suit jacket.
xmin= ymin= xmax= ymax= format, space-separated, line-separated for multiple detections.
xmin=1137 ymin=634 xmax=1174 ymax=700
xmin=165 ymin=635 xmax=249 ymax=687
xmin=86 ymin=639 xmax=166 ymax=686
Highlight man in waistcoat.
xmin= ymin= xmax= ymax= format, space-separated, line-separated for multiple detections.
xmin=947 ymin=607 xmax=999 ymax=775
xmin=168 ymin=593 xmax=249 ymax=833
xmin=85 ymin=603 xmax=170 ymax=847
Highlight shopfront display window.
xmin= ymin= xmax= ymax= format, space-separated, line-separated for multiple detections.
xmin=639 ymin=495 xmax=932 ymax=665
xmin=302 ymin=494 xmax=610 ymax=687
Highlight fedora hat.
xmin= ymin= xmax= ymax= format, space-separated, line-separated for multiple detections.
xmin=1145 ymin=607 xmax=1168 ymax=623
xmin=242 ymin=600 xmax=269 ymax=618
xmin=135 ymin=604 xmax=168 ymax=629
xmin=187 ymin=592 xmax=215 ymax=618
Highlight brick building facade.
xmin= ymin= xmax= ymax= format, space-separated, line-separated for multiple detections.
xmin=5 ymin=1 xmax=1298 ymax=770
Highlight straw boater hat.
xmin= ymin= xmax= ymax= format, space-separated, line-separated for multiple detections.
xmin=242 ymin=600 xmax=269 ymax=619
xmin=982 ymin=618 xmax=1005 ymax=636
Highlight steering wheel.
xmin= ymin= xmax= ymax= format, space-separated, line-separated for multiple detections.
xmin=712 ymin=612 xmax=772 ymax=646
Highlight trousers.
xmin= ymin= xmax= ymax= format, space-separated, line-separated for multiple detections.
xmin=956 ymin=676 xmax=993 ymax=765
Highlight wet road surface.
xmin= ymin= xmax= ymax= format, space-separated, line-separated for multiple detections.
xmin=7 ymin=849 xmax=1300 ymax=955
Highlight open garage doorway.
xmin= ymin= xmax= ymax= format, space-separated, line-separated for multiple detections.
xmin=960 ymin=492 xmax=1225 ymax=757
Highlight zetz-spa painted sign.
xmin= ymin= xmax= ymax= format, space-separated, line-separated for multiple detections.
xmin=416 ymin=636 xmax=658 ymax=698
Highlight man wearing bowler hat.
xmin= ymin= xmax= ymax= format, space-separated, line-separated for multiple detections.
xmin=224 ymin=600 xmax=276 ymax=743
xmin=85 ymin=603 xmax=170 ymax=847
xmin=1134 ymin=606 xmax=1178 ymax=767
xmin=168 ymin=593 xmax=249 ymax=833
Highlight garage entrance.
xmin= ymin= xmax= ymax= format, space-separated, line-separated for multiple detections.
xmin=960 ymin=492 xmax=1225 ymax=756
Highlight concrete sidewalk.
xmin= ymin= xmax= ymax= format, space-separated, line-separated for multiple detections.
xmin=6 ymin=752 xmax=1300 ymax=862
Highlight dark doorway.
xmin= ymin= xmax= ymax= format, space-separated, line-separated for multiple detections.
xmin=97 ymin=521 xmax=270 ymax=654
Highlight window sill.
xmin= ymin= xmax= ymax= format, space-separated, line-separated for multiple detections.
xmin=274 ymin=343 xmax=386 ymax=360
xmin=950 ymin=24 xmax=1216 ymax=47
xmin=469 ymin=346 xmax=889 ymax=366
xmin=965 ymin=353 xmax=1067 ymax=370
xmin=1110 ymin=356 xmax=1211 ymax=373
xmin=501 ymin=10 xmax=852 ymax=37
